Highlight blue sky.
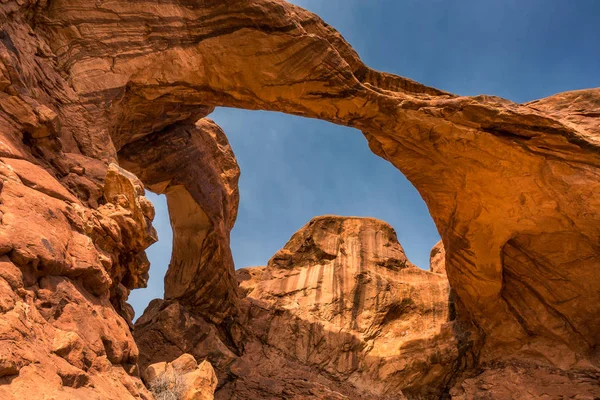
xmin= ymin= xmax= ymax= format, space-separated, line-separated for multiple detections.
xmin=128 ymin=1 xmax=600 ymax=318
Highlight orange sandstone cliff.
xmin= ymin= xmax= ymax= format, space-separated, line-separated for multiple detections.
xmin=136 ymin=216 xmax=457 ymax=399
xmin=0 ymin=0 xmax=599 ymax=398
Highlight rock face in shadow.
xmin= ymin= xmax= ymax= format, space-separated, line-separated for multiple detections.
xmin=449 ymin=362 xmax=600 ymax=399
xmin=119 ymin=118 xmax=241 ymax=326
xmin=25 ymin=0 xmax=600 ymax=368
xmin=136 ymin=216 xmax=461 ymax=399
xmin=1 ymin=0 xmax=599 ymax=398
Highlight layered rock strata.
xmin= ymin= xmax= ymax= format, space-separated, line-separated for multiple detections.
xmin=136 ymin=216 xmax=461 ymax=399
xmin=0 ymin=159 xmax=155 ymax=399
xmin=19 ymin=0 xmax=599 ymax=366
xmin=119 ymin=118 xmax=241 ymax=326
xmin=0 ymin=0 xmax=599 ymax=398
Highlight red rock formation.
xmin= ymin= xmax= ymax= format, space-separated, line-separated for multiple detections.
xmin=28 ymin=0 xmax=600 ymax=368
xmin=143 ymin=353 xmax=218 ymax=400
xmin=0 ymin=159 xmax=155 ymax=399
xmin=1 ymin=0 xmax=599 ymax=398
xmin=119 ymin=118 xmax=241 ymax=325
xmin=136 ymin=216 xmax=461 ymax=399
xmin=429 ymin=240 xmax=446 ymax=275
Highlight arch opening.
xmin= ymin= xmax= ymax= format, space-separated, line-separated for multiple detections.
xmin=126 ymin=108 xmax=441 ymax=322
xmin=125 ymin=109 xmax=451 ymax=398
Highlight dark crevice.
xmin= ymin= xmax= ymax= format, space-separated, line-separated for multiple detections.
xmin=0 ymin=31 xmax=19 ymax=55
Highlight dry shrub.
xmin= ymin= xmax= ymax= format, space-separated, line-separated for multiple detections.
xmin=149 ymin=371 xmax=187 ymax=400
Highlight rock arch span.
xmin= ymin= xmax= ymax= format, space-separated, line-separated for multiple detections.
xmin=0 ymin=0 xmax=599 ymax=398
xmin=41 ymin=0 xmax=598 ymax=358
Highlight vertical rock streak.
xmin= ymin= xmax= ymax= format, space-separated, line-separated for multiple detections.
xmin=0 ymin=0 xmax=599 ymax=398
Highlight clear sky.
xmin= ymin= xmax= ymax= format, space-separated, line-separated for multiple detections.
xmin=128 ymin=0 xmax=600 ymax=319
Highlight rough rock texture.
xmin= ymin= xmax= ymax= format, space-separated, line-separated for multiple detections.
xmin=429 ymin=240 xmax=446 ymax=275
xmin=136 ymin=298 xmax=364 ymax=399
xmin=119 ymin=118 xmax=241 ymax=326
xmin=144 ymin=353 xmax=217 ymax=400
xmin=1 ymin=0 xmax=599 ymax=398
xmin=22 ymin=0 xmax=599 ymax=368
xmin=235 ymin=216 xmax=460 ymax=399
xmin=450 ymin=362 xmax=600 ymax=400
xmin=136 ymin=216 xmax=461 ymax=399
xmin=0 ymin=159 xmax=155 ymax=399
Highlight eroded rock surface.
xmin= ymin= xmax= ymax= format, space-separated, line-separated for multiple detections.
xmin=136 ymin=216 xmax=460 ymax=399
xmin=119 ymin=118 xmax=241 ymax=325
xmin=429 ymin=240 xmax=446 ymax=275
xmin=0 ymin=159 xmax=155 ymax=399
xmin=23 ymin=0 xmax=600 ymax=369
xmin=144 ymin=353 xmax=217 ymax=400
xmin=450 ymin=362 xmax=600 ymax=400
xmin=1 ymin=0 xmax=599 ymax=398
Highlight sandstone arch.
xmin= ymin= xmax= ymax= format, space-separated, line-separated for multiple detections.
xmin=38 ymin=0 xmax=600 ymax=360
xmin=1 ymin=0 xmax=599 ymax=398
xmin=119 ymin=119 xmax=241 ymax=323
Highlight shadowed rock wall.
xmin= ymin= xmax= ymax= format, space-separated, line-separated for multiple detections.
xmin=1 ymin=0 xmax=599 ymax=398
xmin=29 ymin=0 xmax=600 ymax=363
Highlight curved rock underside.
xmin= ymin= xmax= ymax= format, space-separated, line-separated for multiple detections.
xmin=0 ymin=0 xmax=599 ymax=399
